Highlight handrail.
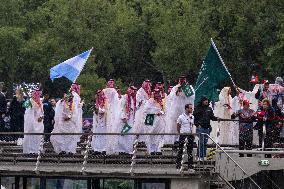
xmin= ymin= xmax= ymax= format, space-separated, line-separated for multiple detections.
xmin=217 ymin=174 xmax=235 ymax=189
xmin=0 ymin=132 xmax=195 ymax=136
xmin=216 ymin=150 xmax=284 ymax=154
xmin=202 ymin=133 xmax=261 ymax=189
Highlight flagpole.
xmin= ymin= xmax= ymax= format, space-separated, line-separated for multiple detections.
xmin=210 ymin=38 xmax=237 ymax=89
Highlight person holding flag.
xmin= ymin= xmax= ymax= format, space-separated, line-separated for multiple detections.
xmin=214 ymin=87 xmax=239 ymax=145
xmin=115 ymin=86 xmax=137 ymax=154
xmin=194 ymin=38 xmax=235 ymax=157
xmin=164 ymin=76 xmax=195 ymax=145
xmin=50 ymin=85 xmax=82 ymax=155
xmin=49 ymin=48 xmax=92 ymax=154
xmin=144 ymin=89 xmax=166 ymax=155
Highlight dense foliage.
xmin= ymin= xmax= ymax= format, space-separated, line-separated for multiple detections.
xmin=0 ymin=0 xmax=283 ymax=103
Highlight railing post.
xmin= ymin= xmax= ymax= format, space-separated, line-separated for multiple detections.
xmin=82 ymin=133 xmax=92 ymax=174
xmin=179 ymin=136 xmax=188 ymax=175
xmin=34 ymin=135 xmax=44 ymax=174
xmin=129 ymin=135 xmax=139 ymax=176
xmin=262 ymin=124 xmax=266 ymax=158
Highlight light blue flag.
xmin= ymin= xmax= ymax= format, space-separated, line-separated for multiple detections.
xmin=50 ymin=48 xmax=93 ymax=82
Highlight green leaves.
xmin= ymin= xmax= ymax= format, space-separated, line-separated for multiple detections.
xmin=0 ymin=0 xmax=283 ymax=104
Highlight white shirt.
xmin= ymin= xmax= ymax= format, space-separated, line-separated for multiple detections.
xmin=177 ymin=113 xmax=194 ymax=133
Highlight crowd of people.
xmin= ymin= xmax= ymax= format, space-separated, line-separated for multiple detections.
xmin=0 ymin=76 xmax=284 ymax=171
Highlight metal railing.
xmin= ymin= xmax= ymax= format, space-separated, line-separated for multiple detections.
xmin=0 ymin=132 xmax=284 ymax=188
xmin=199 ymin=133 xmax=261 ymax=189
xmin=0 ymin=132 xmax=214 ymax=177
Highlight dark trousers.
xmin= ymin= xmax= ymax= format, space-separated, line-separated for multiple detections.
xmin=44 ymin=123 xmax=54 ymax=142
xmin=176 ymin=135 xmax=194 ymax=169
xmin=239 ymin=129 xmax=253 ymax=157
xmin=0 ymin=114 xmax=6 ymax=141
xmin=258 ymin=127 xmax=274 ymax=158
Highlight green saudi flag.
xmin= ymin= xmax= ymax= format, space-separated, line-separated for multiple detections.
xmin=121 ymin=123 xmax=132 ymax=134
xmin=194 ymin=39 xmax=234 ymax=104
xmin=181 ymin=83 xmax=194 ymax=97
xmin=23 ymin=99 xmax=32 ymax=109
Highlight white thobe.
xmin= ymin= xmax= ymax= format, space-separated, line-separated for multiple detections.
xmin=50 ymin=100 xmax=81 ymax=154
xmin=133 ymin=88 xmax=150 ymax=141
xmin=164 ymin=84 xmax=195 ymax=144
xmin=91 ymin=107 xmax=107 ymax=152
xmin=103 ymin=88 xmax=120 ymax=154
xmin=116 ymin=95 xmax=135 ymax=154
xmin=144 ymin=98 xmax=166 ymax=153
xmin=23 ymin=100 xmax=44 ymax=154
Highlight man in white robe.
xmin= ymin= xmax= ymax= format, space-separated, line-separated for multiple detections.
xmin=164 ymin=76 xmax=195 ymax=144
xmin=71 ymin=83 xmax=83 ymax=134
xmin=23 ymin=89 xmax=44 ymax=154
xmin=50 ymin=84 xmax=82 ymax=154
xmin=133 ymin=80 xmax=151 ymax=141
xmin=144 ymin=89 xmax=166 ymax=154
xmin=102 ymin=79 xmax=120 ymax=154
xmin=91 ymin=90 xmax=108 ymax=153
xmin=212 ymin=87 xmax=239 ymax=145
xmin=115 ymin=86 xmax=137 ymax=154
xmin=155 ymin=82 xmax=166 ymax=99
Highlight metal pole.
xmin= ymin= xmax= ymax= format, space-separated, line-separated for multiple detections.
xmin=81 ymin=133 xmax=92 ymax=174
xmin=34 ymin=136 xmax=44 ymax=174
xmin=210 ymin=38 xmax=237 ymax=89
xmin=130 ymin=135 xmax=139 ymax=176
xmin=204 ymin=133 xmax=261 ymax=189
xmin=179 ymin=136 xmax=188 ymax=174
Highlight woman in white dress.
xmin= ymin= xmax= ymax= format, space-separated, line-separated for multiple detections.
xmin=91 ymin=90 xmax=108 ymax=153
xmin=23 ymin=90 xmax=44 ymax=154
